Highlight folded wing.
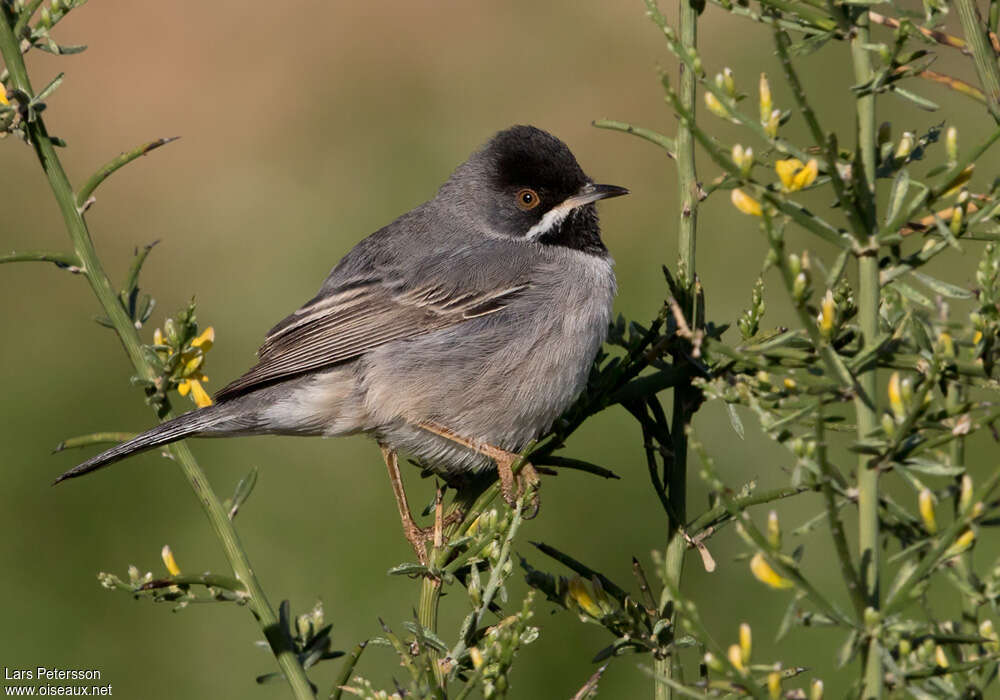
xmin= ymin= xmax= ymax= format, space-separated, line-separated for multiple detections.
xmin=215 ymin=275 xmax=530 ymax=401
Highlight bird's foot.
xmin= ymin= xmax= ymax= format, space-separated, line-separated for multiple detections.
xmin=496 ymin=453 xmax=541 ymax=519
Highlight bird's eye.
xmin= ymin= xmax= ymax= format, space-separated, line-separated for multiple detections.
xmin=515 ymin=188 xmax=540 ymax=210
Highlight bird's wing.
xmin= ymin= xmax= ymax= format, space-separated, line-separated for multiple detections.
xmin=214 ymin=271 xmax=530 ymax=401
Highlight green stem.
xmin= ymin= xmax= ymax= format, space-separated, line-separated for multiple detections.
xmin=655 ymin=0 xmax=699 ymax=698
xmin=850 ymin=8 xmax=882 ymax=698
xmin=949 ymin=381 xmax=977 ymax=633
xmin=418 ymin=485 xmax=488 ymax=692
xmin=954 ymin=0 xmax=1000 ymax=123
xmin=815 ymin=401 xmax=866 ymax=617
xmin=0 ymin=249 xmax=80 ymax=268
xmin=0 ymin=11 xmax=314 ymax=699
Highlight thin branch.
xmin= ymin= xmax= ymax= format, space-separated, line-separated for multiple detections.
xmin=0 ymin=249 xmax=81 ymax=270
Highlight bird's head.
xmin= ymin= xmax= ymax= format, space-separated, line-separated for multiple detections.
xmin=446 ymin=125 xmax=628 ymax=254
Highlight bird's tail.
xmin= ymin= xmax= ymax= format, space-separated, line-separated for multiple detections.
xmin=54 ymin=402 xmax=248 ymax=484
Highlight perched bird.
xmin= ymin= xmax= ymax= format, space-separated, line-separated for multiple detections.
xmin=56 ymin=125 xmax=628 ymax=560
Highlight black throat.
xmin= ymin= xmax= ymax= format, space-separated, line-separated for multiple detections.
xmin=537 ymin=205 xmax=608 ymax=256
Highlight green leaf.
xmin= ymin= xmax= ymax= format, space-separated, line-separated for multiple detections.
xmin=911 ymin=271 xmax=973 ymax=299
xmin=894 ymin=281 xmax=934 ymax=308
xmin=33 ymin=71 xmax=63 ymax=103
xmin=885 ymin=169 xmax=910 ymax=228
xmin=387 ymin=563 xmax=431 ymax=577
xmin=76 ymin=138 xmax=180 ymax=208
xmin=901 ymin=458 xmax=965 ymax=476
xmin=726 ymin=403 xmax=745 ymax=440
xmin=227 ymin=466 xmax=259 ymax=520
xmin=890 ymin=86 xmax=940 ymax=111
xmin=836 ymin=630 xmax=860 ymax=668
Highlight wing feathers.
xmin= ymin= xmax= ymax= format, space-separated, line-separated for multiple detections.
xmin=215 ymin=279 xmax=529 ymax=401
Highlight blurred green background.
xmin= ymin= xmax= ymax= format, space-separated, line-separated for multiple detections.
xmin=3 ymin=1 xmax=999 ymax=697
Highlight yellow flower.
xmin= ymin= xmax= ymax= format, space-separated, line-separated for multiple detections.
xmin=161 ymin=544 xmax=181 ymax=576
xmin=178 ymin=377 xmax=213 ymax=408
xmin=469 ymin=647 xmax=484 ymax=669
xmin=750 ymin=552 xmax=793 ymax=589
xmin=775 ymin=158 xmax=818 ymax=192
xmin=177 ymin=327 xmax=215 ymax=408
xmin=731 ymin=189 xmax=763 ymax=217
xmin=567 ymin=576 xmax=603 ymax=618
xmin=151 ymin=325 xmax=216 ymax=407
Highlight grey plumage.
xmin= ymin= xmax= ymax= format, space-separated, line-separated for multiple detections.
xmin=55 ymin=125 xmax=625 ymax=484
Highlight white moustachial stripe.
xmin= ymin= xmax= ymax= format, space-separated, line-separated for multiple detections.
xmin=524 ymin=199 xmax=575 ymax=240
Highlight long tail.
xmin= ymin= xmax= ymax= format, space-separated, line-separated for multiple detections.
xmin=54 ymin=402 xmax=247 ymax=484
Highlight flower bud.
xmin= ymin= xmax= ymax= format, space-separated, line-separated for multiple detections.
xmin=567 ymin=576 xmax=602 ymax=619
xmin=792 ymin=272 xmax=809 ymax=301
xmin=723 ymin=67 xmax=735 ymax=96
xmin=767 ymin=511 xmax=781 ymax=549
xmin=950 ymin=205 xmax=964 ymax=235
xmin=161 ymin=544 xmax=181 ymax=576
xmin=895 ymin=131 xmax=915 ymax=160
xmin=738 ymin=623 xmax=752 ymax=664
xmin=764 ymin=109 xmax=781 ymax=138
xmin=918 ymin=489 xmax=937 ymax=535
xmin=946 ymin=126 xmax=958 ymax=164
xmin=944 ymin=529 xmax=976 ymax=558
xmin=888 ymin=372 xmax=905 ymax=421
xmin=703 ymin=651 xmax=724 ymax=672
xmin=881 ymin=413 xmax=896 ymax=438
xmin=959 ymin=474 xmax=973 ymax=513
xmin=732 ymin=144 xmax=754 ymax=177
xmin=938 ymin=332 xmax=955 ymax=358
xmin=759 ymin=73 xmax=772 ymax=124
xmin=767 ymin=671 xmax=782 ymax=700
xmin=705 ymin=92 xmax=729 ymax=119
xmin=934 ymin=645 xmax=949 ymax=668
xmin=810 ymin=679 xmax=824 ymax=700
xmin=818 ymin=289 xmax=835 ymax=338
xmin=727 ymin=644 xmax=745 ymax=672
xmin=980 ymin=620 xmax=999 ymax=652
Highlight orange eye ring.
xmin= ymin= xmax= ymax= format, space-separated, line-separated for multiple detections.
xmin=515 ymin=188 xmax=540 ymax=210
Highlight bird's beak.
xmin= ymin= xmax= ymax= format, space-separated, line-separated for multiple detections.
xmin=564 ymin=182 xmax=630 ymax=209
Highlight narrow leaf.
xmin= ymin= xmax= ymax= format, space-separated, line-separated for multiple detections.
xmin=911 ymin=271 xmax=973 ymax=299
xmin=33 ymin=71 xmax=64 ymax=103
xmin=726 ymin=403 xmax=745 ymax=440
xmin=890 ymin=86 xmax=940 ymax=111
xmin=76 ymin=137 xmax=180 ymax=208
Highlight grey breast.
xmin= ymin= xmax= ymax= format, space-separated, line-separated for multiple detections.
xmin=360 ymin=242 xmax=616 ymax=474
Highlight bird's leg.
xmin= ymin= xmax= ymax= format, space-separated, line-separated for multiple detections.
xmin=381 ymin=446 xmax=431 ymax=564
xmin=416 ymin=421 xmax=540 ymax=517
